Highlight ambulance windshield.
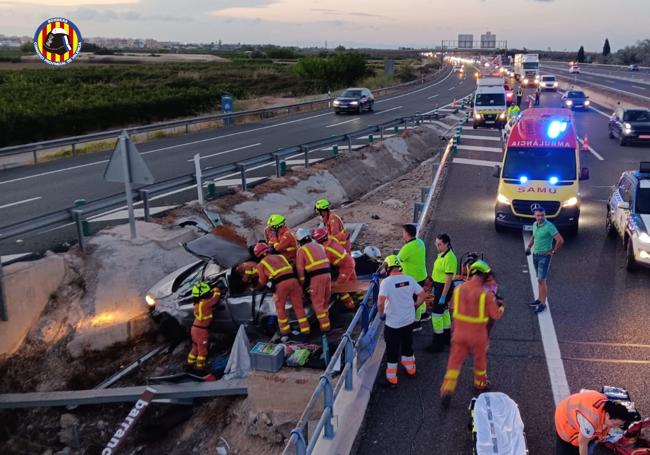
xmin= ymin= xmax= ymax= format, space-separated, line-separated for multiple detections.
xmin=476 ymin=93 xmax=505 ymax=106
xmin=503 ymin=147 xmax=576 ymax=181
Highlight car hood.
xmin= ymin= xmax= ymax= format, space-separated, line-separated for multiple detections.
xmin=183 ymin=233 xmax=251 ymax=268
xmin=335 ymin=96 xmax=361 ymax=102
xmin=639 ymin=214 xmax=650 ymax=232
xmin=628 ymin=121 xmax=650 ymax=128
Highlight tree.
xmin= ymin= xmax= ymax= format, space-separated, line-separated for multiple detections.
xmin=577 ymin=46 xmax=585 ymax=63
xmin=294 ymin=52 xmax=368 ymax=90
xmin=603 ymin=38 xmax=611 ymax=56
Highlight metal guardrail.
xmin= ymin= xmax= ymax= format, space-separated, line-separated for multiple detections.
xmin=284 ymin=274 xmax=380 ymax=455
xmin=0 ymin=112 xmax=453 ymax=249
xmin=0 ymin=68 xmax=449 ymax=163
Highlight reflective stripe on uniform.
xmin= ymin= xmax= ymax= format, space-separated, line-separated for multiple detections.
xmin=301 ymin=245 xmax=329 ymax=271
xmin=245 ymin=269 xmax=257 ymax=275
xmin=261 ymin=256 xmax=293 ymax=278
xmin=452 ymin=288 xmax=489 ymax=324
xmin=325 ymin=246 xmax=346 ymax=265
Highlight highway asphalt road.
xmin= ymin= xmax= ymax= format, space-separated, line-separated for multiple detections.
xmin=355 ymin=88 xmax=650 ymax=454
xmin=542 ymin=62 xmax=650 ymax=102
xmin=0 ymin=67 xmax=476 ymax=255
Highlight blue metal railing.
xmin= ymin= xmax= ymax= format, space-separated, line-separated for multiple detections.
xmin=284 ymin=273 xmax=381 ymax=455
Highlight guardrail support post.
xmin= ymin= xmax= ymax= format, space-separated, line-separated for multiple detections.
xmin=380 ymin=127 xmax=384 ymax=141
xmin=71 ymin=143 xmax=77 ymax=158
xmin=139 ymin=190 xmax=151 ymax=221
xmin=413 ymin=202 xmax=424 ymax=223
xmin=238 ymin=164 xmax=247 ymax=191
xmin=185 ymin=123 xmax=189 ymax=135
xmin=344 ymin=335 xmax=354 ymax=391
xmin=332 ymin=144 xmax=339 ymax=156
xmin=420 ymin=187 xmax=430 ymax=203
xmin=71 ymin=209 xmax=86 ymax=251
xmin=194 ymin=154 xmax=204 ymax=206
xmin=346 ymin=135 xmax=352 ymax=153
xmin=73 ymin=199 xmax=91 ymax=236
xmin=0 ymin=262 xmax=8 ymax=322
xmin=32 ymin=147 xmax=39 ymax=165
xmin=321 ymin=376 xmax=335 ymax=439
xmin=302 ymin=146 xmax=309 ymax=168
xmin=207 ymin=182 xmax=216 ymax=198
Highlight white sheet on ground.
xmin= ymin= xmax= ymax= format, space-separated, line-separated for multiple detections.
xmin=474 ymin=392 xmax=527 ymax=455
xmin=223 ymin=325 xmax=251 ymax=380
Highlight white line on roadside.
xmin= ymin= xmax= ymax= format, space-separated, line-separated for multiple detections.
xmin=187 ymin=143 xmax=262 ymax=162
xmin=589 ymin=105 xmax=611 ymax=119
xmin=448 ymin=86 xmax=456 ymax=91
xmin=1 ymin=253 xmax=33 ymax=264
xmin=632 ymin=85 xmax=647 ymax=90
xmin=376 ymin=69 xmax=454 ymax=104
xmin=212 ymin=177 xmax=266 ymax=187
xmin=326 ymin=118 xmax=360 ymax=128
xmin=0 ymin=160 xmax=109 ymax=186
xmin=577 ymin=138 xmax=605 ymax=161
xmin=456 ymin=144 xmax=502 ymax=153
xmin=461 ymin=135 xmax=502 ymax=142
xmin=90 ymin=205 xmax=178 ymax=223
xmin=427 ymin=94 xmax=439 ymax=100
xmin=375 ymin=106 xmax=402 ymax=115
xmin=522 ymin=232 xmax=571 ymax=405
xmin=0 ymin=196 xmax=42 ymax=210
xmin=452 ymin=157 xmax=500 ymax=167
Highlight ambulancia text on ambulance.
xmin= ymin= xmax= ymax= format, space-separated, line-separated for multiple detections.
xmin=492 ymin=108 xmax=590 ymax=234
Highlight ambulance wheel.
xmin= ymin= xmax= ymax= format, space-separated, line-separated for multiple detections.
xmin=605 ymin=211 xmax=616 ymax=238
xmin=625 ymin=239 xmax=638 ymax=272
xmin=494 ymin=220 xmax=505 ymax=233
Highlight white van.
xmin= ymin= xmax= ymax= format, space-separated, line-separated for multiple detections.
xmin=540 ymin=75 xmax=558 ymax=91
xmin=473 ymin=78 xmax=507 ymax=129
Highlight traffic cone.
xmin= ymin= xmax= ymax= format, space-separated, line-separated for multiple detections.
xmin=582 ymin=135 xmax=590 ymax=152
xmin=452 ymin=98 xmax=457 ymax=108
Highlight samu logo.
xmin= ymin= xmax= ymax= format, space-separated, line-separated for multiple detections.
xmin=517 ymin=187 xmax=557 ymax=194
xmin=33 ymin=17 xmax=82 ymax=66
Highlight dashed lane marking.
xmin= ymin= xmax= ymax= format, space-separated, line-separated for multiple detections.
xmin=187 ymin=143 xmax=262 ymax=162
xmin=427 ymin=94 xmax=439 ymax=100
xmin=456 ymin=144 xmax=502 ymax=153
xmin=452 ymin=158 xmax=500 ymax=167
xmin=375 ymin=106 xmax=402 ymax=115
xmin=326 ymin=118 xmax=360 ymax=128
xmin=461 ymin=135 xmax=502 ymax=142
xmin=577 ymin=138 xmax=605 ymax=161
xmin=0 ymin=196 xmax=42 ymax=210
xmin=523 ymin=232 xmax=571 ymax=405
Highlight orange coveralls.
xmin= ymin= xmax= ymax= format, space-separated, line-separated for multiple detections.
xmin=187 ymin=289 xmax=221 ymax=370
xmin=257 ymin=254 xmax=310 ymax=335
xmin=323 ymin=238 xmax=357 ymax=310
xmin=296 ymin=241 xmax=332 ymax=332
xmin=322 ymin=212 xmax=350 ymax=252
xmin=235 ymin=261 xmax=259 ymax=284
xmin=440 ymin=280 xmax=504 ymax=396
xmin=264 ymin=226 xmax=298 ymax=264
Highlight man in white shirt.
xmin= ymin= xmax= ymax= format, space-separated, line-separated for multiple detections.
xmin=378 ymin=255 xmax=426 ymax=387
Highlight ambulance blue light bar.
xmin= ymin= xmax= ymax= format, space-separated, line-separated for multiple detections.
xmin=547 ymin=121 xmax=568 ymax=139
xmin=549 ymin=176 xmax=559 ymax=185
xmin=519 ymin=176 xmax=528 ymax=184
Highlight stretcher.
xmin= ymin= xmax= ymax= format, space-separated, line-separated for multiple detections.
xmin=469 ymin=392 xmax=528 ymax=455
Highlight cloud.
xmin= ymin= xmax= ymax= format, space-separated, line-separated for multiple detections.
xmin=310 ymin=8 xmax=386 ymax=18
xmin=68 ymin=6 xmax=193 ymax=23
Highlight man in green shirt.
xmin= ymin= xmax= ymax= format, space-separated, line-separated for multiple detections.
xmin=525 ymin=206 xmax=564 ymax=313
xmin=398 ymin=224 xmax=429 ymax=328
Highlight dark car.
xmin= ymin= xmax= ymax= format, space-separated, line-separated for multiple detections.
xmin=609 ymin=108 xmax=650 ymax=146
xmin=333 ymin=88 xmax=374 ymax=114
xmin=561 ymin=90 xmax=590 ymax=110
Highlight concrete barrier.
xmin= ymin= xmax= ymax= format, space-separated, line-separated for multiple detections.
xmin=0 ymin=254 xmax=66 ymax=356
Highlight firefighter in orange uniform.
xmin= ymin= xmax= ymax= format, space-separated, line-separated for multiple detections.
xmin=312 ymin=227 xmax=357 ymax=310
xmin=295 ymin=228 xmax=332 ymax=333
xmin=264 ymin=214 xmax=298 ymax=264
xmin=440 ymin=260 xmax=504 ymax=407
xmin=187 ymin=281 xmax=221 ymax=371
xmin=315 ymin=199 xmax=350 ymax=252
xmin=235 ymin=260 xmax=259 ymax=286
xmin=254 ymin=242 xmax=310 ymax=336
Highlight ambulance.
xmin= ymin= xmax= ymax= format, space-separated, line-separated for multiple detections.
xmin=473 ymin=77 xmax=507 ymax=129
xmin=492 ymin=108 xmax=590 ymax=234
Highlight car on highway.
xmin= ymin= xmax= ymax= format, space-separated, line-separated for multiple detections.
xmin=332 ymin=88 xmax=374 ymax=114
xmin=608 ymin=107 xmax=650 ymax=146
xmin=628 ymin=64 xmax=640 ymax=72
xmin=569 ymin=65 xmax=580 ymax=74
xmin=493 ymin=108 xmax=589 ymax=234
xmin=504 ymin=83 xmax=514 ymax=105
xmin=473 ymin=77 xmax=507 ymax=129
xmin=540 ymin=75 xmax=559 ymax=91
xmin=561 ymin=90 xmax=590 ymax=110
xmin=606 ymin=162 xmax=650 ymax=270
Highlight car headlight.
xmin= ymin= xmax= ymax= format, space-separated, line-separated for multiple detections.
xmin=333 ymin=100 xmax=340 ymax=106
xmin=145 ymin=293 xmax=157 ymax=308
xmin=350 ymin=101 xmax=359 ymax=105
xmin=523 ymin=78 xmax=529 ymax=84
xmin=584 ymin=100 xmax=590 ymax=106
xmin=624 ymin=122 xmax=632 ymax=129
xmin=497 ymin=193 xmax=510 ymax=205
xmin=553 ymin=82 xmax=559 ymax=87
xmin=565 ymin=100 xmax=573 ymax=106
xmin=562 ymin=197 xmax=578 ymax=207
xmin=499 ymin=112 xmax=506 ymax=119
xmin=474 ymin=113 xmax=482 ymax=120
xmin=638 ymin=232 xmax=650 ymax=244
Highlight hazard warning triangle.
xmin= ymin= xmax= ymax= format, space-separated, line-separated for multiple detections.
xmin=103 ymin=132 xmax=154 ymax=185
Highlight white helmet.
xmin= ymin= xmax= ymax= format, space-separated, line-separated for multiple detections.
xmin=363 ymin=246 xmax=381 ymax=259
xmin=295 ymin=227 xmax=311 ymax=242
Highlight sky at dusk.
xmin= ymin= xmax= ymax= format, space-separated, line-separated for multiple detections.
xmin=1 ymin=0 xmax=648 ymax=51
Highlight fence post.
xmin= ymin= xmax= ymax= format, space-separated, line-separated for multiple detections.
xmin=344 ymin=335 xmax=354 ymax=391
xmin=71 ymin=209 xmax=85 ymax=251
xmin=0 ymin=261 xmax=8 ymax=321
xmin=238 ymin=164 xmax=247 ymax=191
xmin=321 ymin=375 xmax=335 ymax=439
xmin=139 ymin=190 xmax=151 ymax=222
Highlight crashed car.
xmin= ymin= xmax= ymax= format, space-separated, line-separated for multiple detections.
xmin=147 ymin=233 xmax=382 ymax=338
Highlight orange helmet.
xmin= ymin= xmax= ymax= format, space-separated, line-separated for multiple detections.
xmin=311 ymin=228 xmax=328 ymax=243
xmin=253 ymin=242 xmax=270 ymax=258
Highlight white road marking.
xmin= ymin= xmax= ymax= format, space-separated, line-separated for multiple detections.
xmin=427 ymin=94 xmax=439 ymax=100
xmin=0 ymin=160 xmax=109 ymax=186
xmin=1 ymin=253 xmax=33 ymax=264
xmin=376 ymin=69 xmax=454 ymax=104
xmin=589 ymin=105 xmax=611 ymax=118
xmin=456 ymin=144 xmax=502 ymax=153
xmin=452 ymin=157 xmax=500 ymax=167
xmin=375 ymin=106 xmax=402 ymax=115
xmin=448 ymin=86 xmax=456 ymax=91
xmin=285 ymin=158 xmax=324 ymax=166
xmin=577 ymin=138 xmax=605 ymax=161
xmin=0 ymin=196 xmax=42 ymax=210
xmin=461 ymin=135 xmax=502 ymax=142
xmin=90 ymin=205 xmax=178 ymax=223
xmin=326 ymin=118 xmax=360 ymax=128
xmin=632 ymin=85 xmax=647 ymax=90
xmin=189 ymin=143 xmax=261 ymax=161
xmin=522 ymin=232 xmax=571 ymax=405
